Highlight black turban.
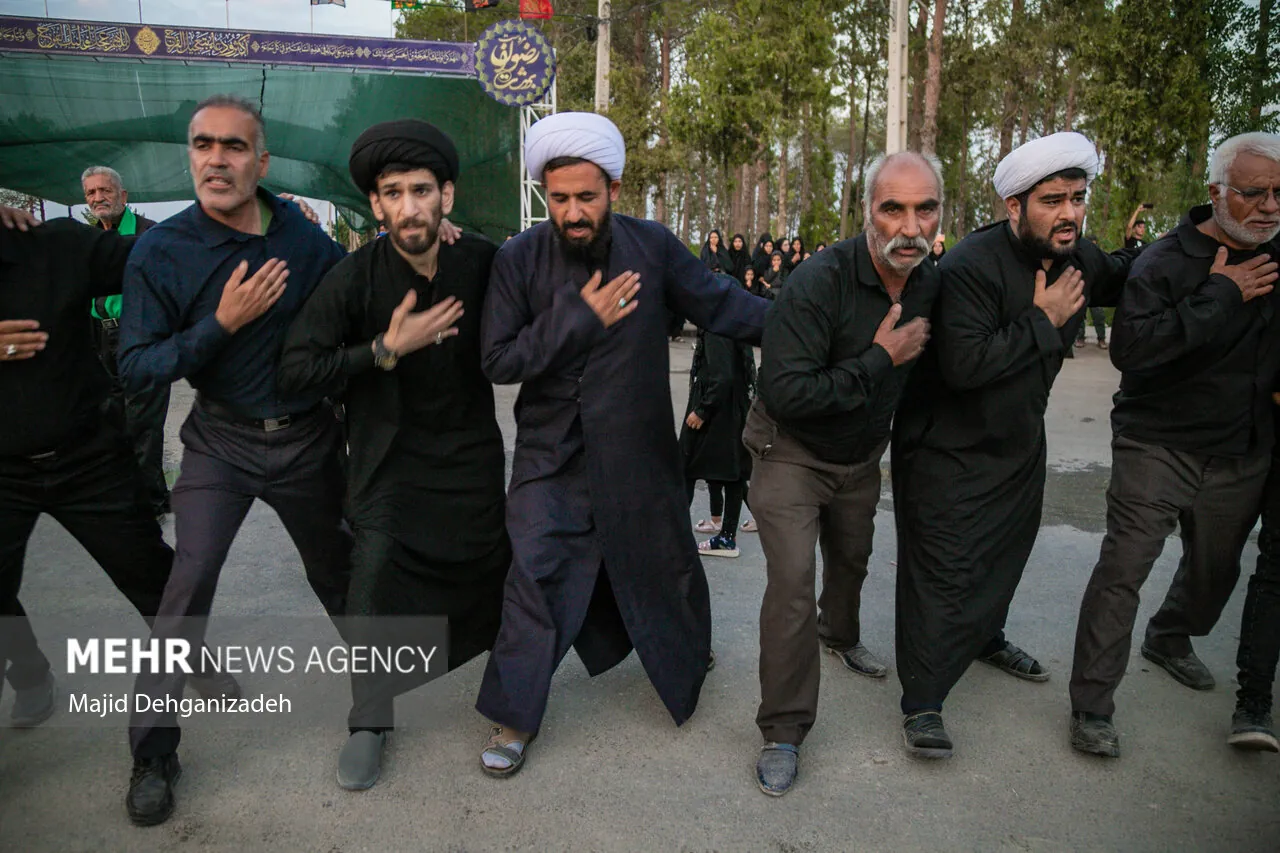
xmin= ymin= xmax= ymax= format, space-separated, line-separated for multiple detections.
xmin=348 ymin=119 xmax=460 ymax=195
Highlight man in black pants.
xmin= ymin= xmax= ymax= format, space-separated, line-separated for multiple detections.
xmin=118 ymin=95 xmax=354 ymax=826
xmin=0 ymin=208 xmax=237 ymax=728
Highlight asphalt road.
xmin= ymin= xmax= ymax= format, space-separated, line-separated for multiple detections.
xmin=1 ymin=331 xmax=1277 ymax=852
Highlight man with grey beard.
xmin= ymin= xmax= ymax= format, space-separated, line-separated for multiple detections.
xmin=1070 ymin=132 xmax=1280 ymax=758
xmin=891 ymin=133 xmax=1140 ymax=760
xmin=749 ymin=151 xmax=937 ymax=797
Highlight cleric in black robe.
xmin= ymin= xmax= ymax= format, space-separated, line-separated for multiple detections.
xmin=891 ymin=133 xmax=1141 ymax=754
xmin=474 ymin=112 xmax=769 ymax=776
xmin=278 ymin=119 xmax=509 ymax=790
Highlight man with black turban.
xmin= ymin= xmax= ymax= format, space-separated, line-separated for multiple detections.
xmin=280 ymin=118 xmax=509 ymax=791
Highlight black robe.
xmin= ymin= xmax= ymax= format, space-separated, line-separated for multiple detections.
xmin=679 ymin=327 xmax=756 ymax=483
xmin=891 ymin=221 xmax=1139 ymax=711
xmin=475 ymin=214 xmax=770 ymax=733
xmin=278 ymin=234 xmax=509 ymax=668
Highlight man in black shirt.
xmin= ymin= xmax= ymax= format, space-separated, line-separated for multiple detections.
xmin=1070 ymin=132 xmax=1280 ymax=757
xmin=279 ymin=120 xmax=510 ymax=790
xmin=0 ymin=210 xmax=237 ymax=729
xmin=892 ymin=132 xmax=1140 ymax=760
xmin=748 ymin=152 xmax=937 ymax=796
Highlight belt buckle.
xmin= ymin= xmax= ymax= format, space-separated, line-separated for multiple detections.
xmin=101 ymin=318 xmax=119 ymax=330
xmin=263 ymin=415 xmax=291 ymax=432
xmin=27 ymin=450 xmax=57 ymax=463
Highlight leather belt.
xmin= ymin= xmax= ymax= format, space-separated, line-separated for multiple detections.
xmin=197 ymin=395 xmax=322 ymax=433
xmin=99 ymin=318 xmax=119 ymax=330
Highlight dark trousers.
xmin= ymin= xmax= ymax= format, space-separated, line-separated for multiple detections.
xmin=1075 ymin=307 xmax=1107 ymax=343
xmin=1237 ymin=434 xmax=1280 ymax=709
xmin=99 ymin=322 xmax=171 ymax=512
xmin=746 ymin=405 xmax=884 ymax=746
xmin=129 ymin=403 xmax=353 ymax=758
xmin=708 ymin=482 xmax=724 ymax=518
xmin=0 ymin=424 xmax=174 ymax=703
xmin=687 ymin=478 xmax=746 ymax=537
xmin=1070 ymin=434 xmax=1268 ymax=716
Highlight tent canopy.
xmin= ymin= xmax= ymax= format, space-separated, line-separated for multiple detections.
xmin=0 ymin=53 xmax=520 ymax=237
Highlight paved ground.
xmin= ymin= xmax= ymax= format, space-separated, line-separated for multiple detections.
xmin=2 ymin=330 xmax=1277 ymax=852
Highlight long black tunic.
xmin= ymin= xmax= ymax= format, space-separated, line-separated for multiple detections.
xmin=891 ymin=221 xmax=1138 ymax=710
xmin=679 ymin=325 xmax=756 ymax=483
xmin=278 ymin=233 xmax=509 ymax=666
xmin=475 ymin=214 xmax=769 ymax=734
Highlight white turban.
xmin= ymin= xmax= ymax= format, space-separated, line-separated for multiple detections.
xmin=992 ymin=132 xmax=1100 ymax=199
xmin=525 ymin=112 xmax=626 ymax=183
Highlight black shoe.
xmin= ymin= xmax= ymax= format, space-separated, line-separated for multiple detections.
xmin=756 ymin=742 xmax=798 ymax=796
xmin=979 ymin=640 xmax=1050 ymax=682
xmin=337 ymin=730 xmax=388 ymax=790
xmin=902 ymin=711 xmax=953 ymax=759
xmin=826 ymin=642 xmax=888 ymax=678
xmin=1070 ymin=711 xmax=1120 ymax=758
xmin=153 ymin=494 xmax=171 ymax=519
xmin=126 ymin=752 xmax=182 ymax=826
xmin=1228 ymin=703 xmax=1279 ymax=753
xmin=1140 ymin=643 xmax=1214 ymax=690
xmin=10 ymin=670 xmax=55 ymax=727
xmin=189 ymin=670 xmax=242 ymax=701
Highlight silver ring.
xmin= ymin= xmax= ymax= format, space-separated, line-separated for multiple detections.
xmin=618 ymin=297 xmax=628 ymax=309
xmin=4 ymin=344 xmax=15 ymax=357
xmin=435 ymin=331 xmax=443 ymax=345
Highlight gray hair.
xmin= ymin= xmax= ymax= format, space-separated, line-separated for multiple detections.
xmin=81 ymin=165 xmax=123 ymax=190
xmin=862 ymin=151 xmax=946 ymax=224
xmin=1208 ymin=132 xmax=1280 ymax=186
xmin=189 ymin=93 xmax=267 ymax=155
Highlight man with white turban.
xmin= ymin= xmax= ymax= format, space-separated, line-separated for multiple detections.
xmin=890 ymin=132 xmax=1142 ymax=758
xmin=473 ymin=112 xmax=769 ymax=776
xmin=1070 ymin=132 xmax=1280 ymax=758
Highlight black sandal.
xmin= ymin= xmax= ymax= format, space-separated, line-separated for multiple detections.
xmin=480 ymin=726 xmax=535 ymax=778
xmin=980 ymin=642 xmax=1050 ymax=682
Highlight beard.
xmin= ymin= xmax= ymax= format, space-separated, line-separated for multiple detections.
xmin=1017 ymin=215 xmax=1079 ymax=260
xmin=1213 ymin=196 xmax=1280 ymax=247
xmin=553 ymin=202 xmax=613 ymax=266
xmin=387 ymin=210 xmax=441 ymax=256
xmin=868 ymin=224 xmax=932 ymax=275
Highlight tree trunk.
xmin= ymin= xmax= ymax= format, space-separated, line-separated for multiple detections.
xmin=739 ymin=162 xmax=752 ymax=237
xmin=776 ymin=137 xmax=789 ymax=238
xmin=800 ymin=103 xmax=813 ymax=236
xmin=854 ymin=71 xmax=872 ymax=233
xmin=1063 ymin=62 xmax=1077 ymax=131
xmin=698 ymin=154 xmax=710 ymax=241
xmin=921 ymin=0 xmax=947 ymax=155
xmin=1252 ymin=0 xmax=1273 ymax=123
xmin=754 ymin=159 xmax=769 ymax=239
xmin=1042 ymin=54 xmax=1058 ymax=135
xmin=908 ymin=0 xmax=929 ymax=151
xmin=679 ymin=169 xmax=692 ymax=245
xmin=995 ymin=0 xmax=1024 ymax=216
xmin=1018 ymin=99 xmax=1031 ymax=146
xmin=654 ymin=17 xmax=671 ymax=226
xmin=839 ymin=71 xmax=859 ymax=241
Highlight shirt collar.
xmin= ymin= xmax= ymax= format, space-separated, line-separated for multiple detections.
xmin=192 ymin=188 xmax=285 ymax=248
xmin=1172 ymin=203 xmax=1280 ymax=259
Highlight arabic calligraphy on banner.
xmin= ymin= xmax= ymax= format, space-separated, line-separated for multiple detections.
xmin=474 ymin=20 xmax=555 ymax=107
xmin=0 ymin=15 xmax=476 ymax=76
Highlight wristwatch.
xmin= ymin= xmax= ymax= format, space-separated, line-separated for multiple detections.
xmin=372 ymin=333 xmax=399 ymax=371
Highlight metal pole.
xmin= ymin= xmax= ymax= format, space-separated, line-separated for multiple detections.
xmin=885 ymin=0 xmax=909 ymax=154
xmin=594 ymin=0 xmax=611 ymax=114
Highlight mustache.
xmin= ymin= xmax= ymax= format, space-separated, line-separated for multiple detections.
xmin=201 ymin=168 xmax=233 ymax=181
xmin=884 ymin=235 xmax=931 ymax=254
xmin=1052 ymin=222 xmax=1077 ymax=234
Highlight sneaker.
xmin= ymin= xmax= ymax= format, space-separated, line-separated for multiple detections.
xmin=1098 ymin=340 xmax=1108 ymax=350
xmin=1074 ymin=339 xmax=1085 ymax=348
xmin=126 ymin=752 xmax=182 ymax=826
xmin=1070 ymin=711 xmax=1120 ymax=758
xmin=756 ymin=742 xmax=798 ymax=796
xmin=1228 ymin=703 xmax=1279 ymax=753
xmin=902 ymin=711 xmax=953 ymax=759
xmin=697 ymin=534 xmax=739 ymax=558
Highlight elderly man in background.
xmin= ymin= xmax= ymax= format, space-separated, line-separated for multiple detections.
xmin=747 ymin=151 xmax=938 ymax=796
xmin=891 ymin=132 xmax=1142 ymax=759
xmin=1070 ymin=132 xmax=1280 ymax=758
xmin=82 ymin=166 xmax=170 ymax=518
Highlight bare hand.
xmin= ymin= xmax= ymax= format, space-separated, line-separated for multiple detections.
xmin=1212 ymin=247 xmax=1277 ymax=303
xmin=439 ymin=218 xmax=462 ymax=245
xmin=1033 ymin=266 xmax=1086 ymax=327
xmin=872 ymin=304 xmax=930 ymax=366
xmin=0 ymin=206 xmax=38 ymax=232
xmin=0 ymin=319 xmax=47 ymax=361
xmin=581 ymin=270 xmax=641 ymax=328
xmin=382 ymin=290 xmax=465 ymax=356
xmin=685 ymin=412 xmax=704 ymax=430
xmin=278 ymin=193 xmax=320 ymax=226
xmin=215 ymin=258 xmax=289 ymax=334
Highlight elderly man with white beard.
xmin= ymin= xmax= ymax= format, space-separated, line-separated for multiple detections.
xmin=748 ymin=151 xmax=938 ymax=797
xmin=1070 ymin=132 xmax=1280 ymax=758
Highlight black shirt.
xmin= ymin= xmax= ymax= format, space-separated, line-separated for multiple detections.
xmin=119 ymin=191 xmax=346 ymax=419
xmin=758 ymin=233 xmax=940 ymax=464
xmin=0 ymin=219 xmax=133 ymax=456
xmin=1110 ymin=204 xmax=1280 ymax=457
